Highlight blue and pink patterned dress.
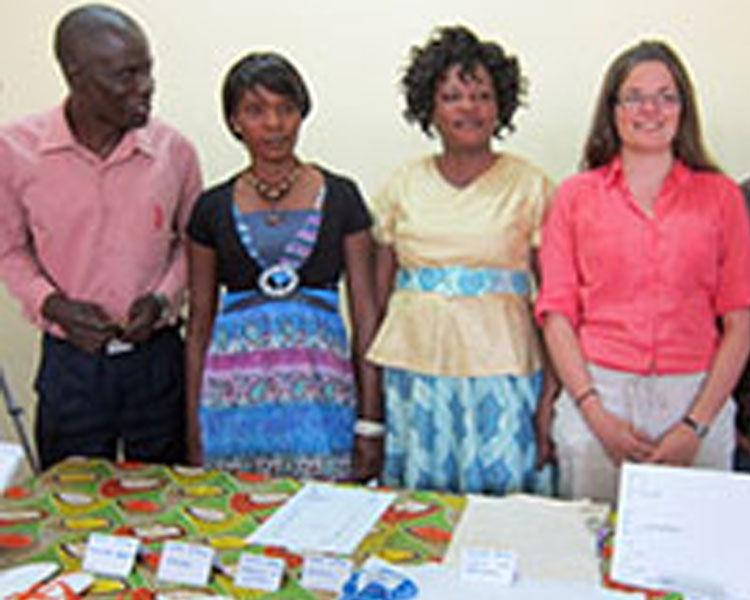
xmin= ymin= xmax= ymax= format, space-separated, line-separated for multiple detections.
xmin=188 ymin=169 xmax=371 ymax=480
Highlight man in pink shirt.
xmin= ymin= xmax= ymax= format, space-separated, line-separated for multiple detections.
xmin=0 ymin=5 xmax=202 ymax=469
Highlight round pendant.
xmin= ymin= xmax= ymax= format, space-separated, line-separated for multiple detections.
xmin=258 ymin=263 xmax=300 ymax=298
xmin=265 ymin=211 xmax=283 ymax=227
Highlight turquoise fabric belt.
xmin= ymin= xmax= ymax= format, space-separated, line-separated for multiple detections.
xmin=395 ymin=266 xmax=530 ymax=297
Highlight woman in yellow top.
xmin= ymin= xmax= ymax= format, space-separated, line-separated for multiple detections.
xmin=368 ymin=25 xmax=557 ymax=494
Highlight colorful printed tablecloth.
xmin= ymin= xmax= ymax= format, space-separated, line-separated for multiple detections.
xmin=0 ymin=458 xmax=466 ymax=599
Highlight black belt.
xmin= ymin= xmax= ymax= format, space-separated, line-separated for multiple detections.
xmin=44 ymin=325 xmax=181 ymax=356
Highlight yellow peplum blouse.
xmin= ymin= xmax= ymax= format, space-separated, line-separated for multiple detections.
xmin=367 ymin=154 xmax=554 ymax=378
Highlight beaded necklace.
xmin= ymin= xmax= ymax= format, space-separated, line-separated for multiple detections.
xmin=232 ymin=185 xmax=324 ymax=298
xmin=241 ymin=164 xmax=301 ymax=226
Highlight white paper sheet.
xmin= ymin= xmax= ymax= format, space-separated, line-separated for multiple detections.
xmin=0 ymin=441 xmax=24 ymax=492
xmin=246 ymin=482 xmax=396 ymax=554
xmin=612 ymin=463 xmax=750 ymax=600
xmin=444 ymin=493 xmax=609 ymax=583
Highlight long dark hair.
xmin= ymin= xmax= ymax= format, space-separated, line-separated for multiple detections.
xmin=582 ymin=40 xmax=718 ymax=172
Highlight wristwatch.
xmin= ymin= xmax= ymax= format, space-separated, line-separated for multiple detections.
xmin=682 ymin=415 xmax=709 ymax=439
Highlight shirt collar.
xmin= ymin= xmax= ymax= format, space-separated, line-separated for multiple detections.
xmin=39 ymin=103 xmax=155 ymax=160
xmin=602 ymin=155 xmax=691 ymax=193
xmin=38 ymin=105 xmax=78 ymax=153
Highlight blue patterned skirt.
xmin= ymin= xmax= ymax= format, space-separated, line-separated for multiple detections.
xmin=199 ymin=289 xmax=356 ymax=480
xmin=383 ymin=367 xmax=553 ymax=495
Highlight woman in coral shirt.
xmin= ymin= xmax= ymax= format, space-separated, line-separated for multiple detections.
xmin=536 ymin=40 xmax=750 ymax=503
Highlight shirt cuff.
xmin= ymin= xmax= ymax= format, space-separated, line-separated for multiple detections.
xmin=26 ymin=280 xmax=58 ymax=328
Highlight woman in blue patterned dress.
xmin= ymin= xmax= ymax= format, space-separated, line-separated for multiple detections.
xmin=185 ymin=52 xmax=382 ymax=481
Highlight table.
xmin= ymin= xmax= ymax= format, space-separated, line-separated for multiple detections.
xmin=0 ymin=458 xmax=682 ymax=599
xmin=0 ymin=458 xmax=465 ymax=598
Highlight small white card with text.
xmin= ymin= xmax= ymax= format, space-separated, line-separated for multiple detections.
xmin=234 ymin=553 xmax=285 ymax=591
xmin=82 ymin=534 xmax=139 ymax=577
xmin=460 ymin=548 xmax=517 ymax=585
xmin=157 ymin=541 xmax=215 ymax=586
xmin=300 ymin=556 xmax=353 ymax=592
xmin=0 ymin=441 xmax=23 ymax=493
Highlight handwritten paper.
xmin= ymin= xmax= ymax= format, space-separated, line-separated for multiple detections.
xmin=301 ymin=555 xmax=353 ymax=592
xmin=460 ymin=547 xmax=517 ymax=585
xmin=234 ymin=553 xmax=285 ymax=591
xmin=82 ymin=533 xmax=139 ymax=577
xmin=157 ymin=541 xmax=215 ymax=586
xmin=247 ymin=482 xmax=395 ymax=554
xmin=612 ymin=463 xmax=750 ymax=600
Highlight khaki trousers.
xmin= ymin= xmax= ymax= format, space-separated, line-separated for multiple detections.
xmin=553 ymin=364 xmax=735 ymax=504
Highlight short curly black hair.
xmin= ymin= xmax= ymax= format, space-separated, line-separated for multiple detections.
xmin=402 ymin=25 xmax=524 ymax=139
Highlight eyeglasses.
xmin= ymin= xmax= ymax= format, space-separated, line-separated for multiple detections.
xmin=617 ymin=91 xmax=681 ymax=111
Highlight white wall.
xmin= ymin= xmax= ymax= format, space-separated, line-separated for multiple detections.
xmin=2 ymin=0 xmax=749 ymax=466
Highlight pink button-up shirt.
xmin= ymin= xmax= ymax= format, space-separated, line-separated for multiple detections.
xmin=0 ymin=106 xmax=202 ymax=328
xmin=536 ymin=158 xmax=750 ymax=374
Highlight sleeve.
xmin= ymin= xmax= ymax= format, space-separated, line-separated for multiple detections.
xmin=187 ymin=192 xmax=218 ymax=248
xmin=153 ymin=137 xmax=203 ymax=305
xmin=534 ymin=179 xmax=583 ymax=328
xmin=0 ymin=137 xmax=57 ymax=326
xmin=530 ymin=172 xmax=557 ymax=248
xmin=339 ymin=177 xmax=373 ymax=235
xmin=368 ymin=168 xmax=402 ymax=246
xmin=715 ymin=178 xmax=750 ymax=315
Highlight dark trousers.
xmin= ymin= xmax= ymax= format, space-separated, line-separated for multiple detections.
xmin=34 ymin=328 xmax=186 ymax=470
xmin=735 ymin=447 xmax=750 ymax=472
